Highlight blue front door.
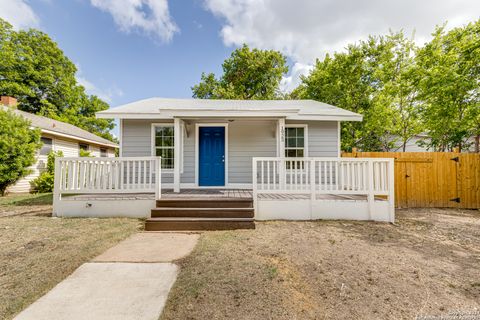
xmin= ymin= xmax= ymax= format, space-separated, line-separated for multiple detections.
xmin=199 ymin=126 xmax=225 ymax=186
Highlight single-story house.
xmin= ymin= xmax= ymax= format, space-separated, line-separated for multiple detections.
xmin=53 ymin=98 xmax=395 ymax=229
xmin=1 ymin=96 xmax=118 ymax=193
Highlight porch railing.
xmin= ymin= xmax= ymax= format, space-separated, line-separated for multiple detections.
xmin=252 ymin=157 xmax=394 ymax=219
xmin=54 ymin=157 xmax=162 ymax=198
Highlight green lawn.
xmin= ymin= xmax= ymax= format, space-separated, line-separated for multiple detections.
xmin=0 ymin=193 xmax=52 ymax=206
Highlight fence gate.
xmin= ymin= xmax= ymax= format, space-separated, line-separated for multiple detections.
xmin=342 ymin=152 xmax=480 ymax=209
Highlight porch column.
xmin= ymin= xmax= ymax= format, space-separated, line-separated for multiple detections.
xmin=278 ymin=118 xmax=286 ymax=189
xmin=173 ymin=118 xmax=181 ymax=192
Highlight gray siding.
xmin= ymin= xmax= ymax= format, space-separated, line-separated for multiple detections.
xmin=228 ymin=120 xmax=277 ymax=184
xmin=122 ymin=119 xmax=339 ymax=186
xmin=286 ymin=120 xmax=339 ymax=157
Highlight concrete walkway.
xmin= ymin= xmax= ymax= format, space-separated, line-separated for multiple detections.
xmin=14 ymin=232 xmax=199 ymax=320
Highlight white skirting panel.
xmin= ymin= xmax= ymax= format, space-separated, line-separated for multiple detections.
xmin=256 ymin=199 xmax=392 ymax=222
xmin=53 ymin=199 xmax=156 ymax=218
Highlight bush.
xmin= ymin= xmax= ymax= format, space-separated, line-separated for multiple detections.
xmin=79 ymin=148 xmax=92 ymax=157
xmin=31 ymin=150 xmax=63 ymax=193
xmin=0 ymin=108 xmax=41 ymax=195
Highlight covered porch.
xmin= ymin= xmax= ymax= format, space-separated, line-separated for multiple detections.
xmin=52 ymin=156 xmax=395 ymax=223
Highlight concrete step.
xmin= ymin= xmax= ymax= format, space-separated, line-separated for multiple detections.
xmin=156 ymin=198 xmax=253 ymax=208
xmin=151 ymin=207 xmax=254 ymax=218
xmin=145 ymin=217 xmax=255 ymax=231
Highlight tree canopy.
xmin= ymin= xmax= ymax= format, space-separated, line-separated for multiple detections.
xmin=0 ymin=18 xmax=114 ymax=141
xmin=294 ymin=19 xmax=479 ymax=152
xmin=192 ymin=45 xmax=288 ymax=99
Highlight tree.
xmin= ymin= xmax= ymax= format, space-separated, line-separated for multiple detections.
xmin=416 ymin=20 xmax=480 ymax=151
xmin=192 ymin=45 xmax=288 ymax=99
xmin=0 ymin=108 xmax=41 ymax=195
xmin=0 ymin=18 xmax=115 ymax=141
xmin=294 ymin=32 xmax=424 ymax=151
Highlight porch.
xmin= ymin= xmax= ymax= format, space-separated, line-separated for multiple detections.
xmin=52 ymin=156 xmax=395 ymax=227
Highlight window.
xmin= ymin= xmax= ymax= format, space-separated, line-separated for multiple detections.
xmin=39 ymin=137 xmax=52 ymax=155
xmin=100 ymin=148 xmax=107 ymax=157
xmin=153 ymin=125 xmax=174 ymax=169
xmin=79 ymin=143 xmax=89 ymax=151
xmin=285 ymin=125 xmax=307 ymax=157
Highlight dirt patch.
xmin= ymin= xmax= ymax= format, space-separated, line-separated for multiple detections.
xmin=0 ymin=215 xmax=141 ymax=320
xmin=161 ymin=208 xmax=480 ymax=320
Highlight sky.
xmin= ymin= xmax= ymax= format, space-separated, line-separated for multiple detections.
xmin=0 ymin=0 xmax=479 ymax=129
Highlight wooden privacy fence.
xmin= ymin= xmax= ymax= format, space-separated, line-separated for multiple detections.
xmin=342 ymin=151 xmax=480 ymax=209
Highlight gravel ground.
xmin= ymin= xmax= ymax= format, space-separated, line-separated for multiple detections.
xmin=161 ymin=208 xmax=480 ymax=320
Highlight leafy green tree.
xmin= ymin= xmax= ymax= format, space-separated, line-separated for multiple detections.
xmin=192 ymin=45 xmax=288 ymax=99
xmin=0 ymin=108 xmax=41 ymax=195
xmin=0 ymin=18 xmax=115 ymax=140
xmin=416 ymin=20 xmax=480 ymax=151
xmin=295 ymin=32 xmax=424 ymax=151
xmin=31 ymin=150 xmax=63 ymax=193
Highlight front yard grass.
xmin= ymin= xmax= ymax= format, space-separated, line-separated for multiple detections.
xmin=0 ymin=214 xmax=141 ymax=320
xmin=162 ymin=208 xmax=480 ymax=320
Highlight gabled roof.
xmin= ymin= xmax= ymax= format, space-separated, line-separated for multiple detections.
xmin=96 ymin=98 xmax=363 ymax=121
xmin=1 ymin=106 xmax=118 ymax=148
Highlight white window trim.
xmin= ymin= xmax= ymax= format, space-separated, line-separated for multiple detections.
xmin=194 ymin=123 xmax=229 ymax=187
xmin=150 ymin=123 xmax=183 ymax=173
xmin=285 ymin=124 xmax=308 ymax=157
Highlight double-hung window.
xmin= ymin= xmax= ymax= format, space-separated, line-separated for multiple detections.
xmin=285 ymin=125 xmax=307 ymax=158
xmin=153 ymin=125 xmax=175 ymax=169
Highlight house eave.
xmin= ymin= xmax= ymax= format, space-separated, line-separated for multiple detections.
xmin=40 ymin=129 xmax=118 ymax=148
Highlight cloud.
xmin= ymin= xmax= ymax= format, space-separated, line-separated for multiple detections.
xmin=0 ymin=0 xmax=39 ymax=29
xmin=90 ymin=0 xmax=178 ymax=42
xmin=76 ymin=64 xmax=123 ymax=103
xmin=203 ymin=0 xmax=480 ymax=91
xmin=280 ymin=62 xmax=313 ymax=93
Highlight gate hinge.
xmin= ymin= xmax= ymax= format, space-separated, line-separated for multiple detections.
xmin=450 ymin=156 xmax=459 ymax=162
xmin=450 ymin=197 xmax=460 ymax=203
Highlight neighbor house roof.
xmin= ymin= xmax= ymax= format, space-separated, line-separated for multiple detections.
xmin=1 ymin=106 xmax=118 ymax=148
xmin=96 ymin=98 xmax=363 ymax=121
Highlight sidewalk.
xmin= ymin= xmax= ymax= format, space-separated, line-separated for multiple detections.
xmin=14 ymin=232 xmax=199 ymax=320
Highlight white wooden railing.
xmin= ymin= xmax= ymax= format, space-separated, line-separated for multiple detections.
xmin=252 ymin=157 xmax=394 ymax=197
xmin=54 ymin=157 xmax=162 ymax=198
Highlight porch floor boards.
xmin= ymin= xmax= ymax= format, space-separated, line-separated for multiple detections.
xmin=65 ymin=190 xmax=386 ymax=201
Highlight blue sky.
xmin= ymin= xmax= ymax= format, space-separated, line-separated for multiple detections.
xmin=1 ymin=0 xmax=479 ymax=137
xmin=23 ymin=0 xmax=233 ymax=106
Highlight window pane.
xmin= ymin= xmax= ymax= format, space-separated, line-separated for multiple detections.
xmin=286 ymin=127 xmax=296 ymax=138
xmin=286 ymin=149 xmax=297 ymax=157
xmin=297 ymin=137 xmax=304 ymax=148
xmin=297 ymin=149 xmax=304 ymax=157
xmin=39 ymin=137 xmax=52 ymax=155
xmin=287 ymin=137 xmax=297 ymax=148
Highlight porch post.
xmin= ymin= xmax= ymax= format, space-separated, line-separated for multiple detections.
xmin=278 ymin=118 xmax=286 ymax=189
xmin=173 ymin=118 xmax=181 ymax=193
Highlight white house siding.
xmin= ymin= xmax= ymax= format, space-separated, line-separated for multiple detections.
xmin=122 ymin=119 xmax=340 ymax=186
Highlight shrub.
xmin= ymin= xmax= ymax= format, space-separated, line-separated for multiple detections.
xmin=31 ymin=150 xmax=63 ymax=193
xmin=79 ymin=148 xmax=92 ymax=157
xmin=0 ymin=108 xmax=41 ymax=195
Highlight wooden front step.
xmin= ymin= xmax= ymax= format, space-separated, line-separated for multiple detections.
xmin=151 ymin=207 xmax=254 ymax=218
xmin=145 ymin=218 xmax=255 ymax=231
xmin=156 ymin=198 xmax=253 ymax=208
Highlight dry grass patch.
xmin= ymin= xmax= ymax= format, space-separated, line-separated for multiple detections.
xmin=0 ymin=214 xmax=141 ymax=320
xmin=162 ymin=208 xmax=480 ymax=320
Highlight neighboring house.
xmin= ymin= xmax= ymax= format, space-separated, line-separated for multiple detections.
xmin=390 ymin=134 xmax=478 ymax=152
xmin=1 ymin=96 xmax=118 ymax=193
